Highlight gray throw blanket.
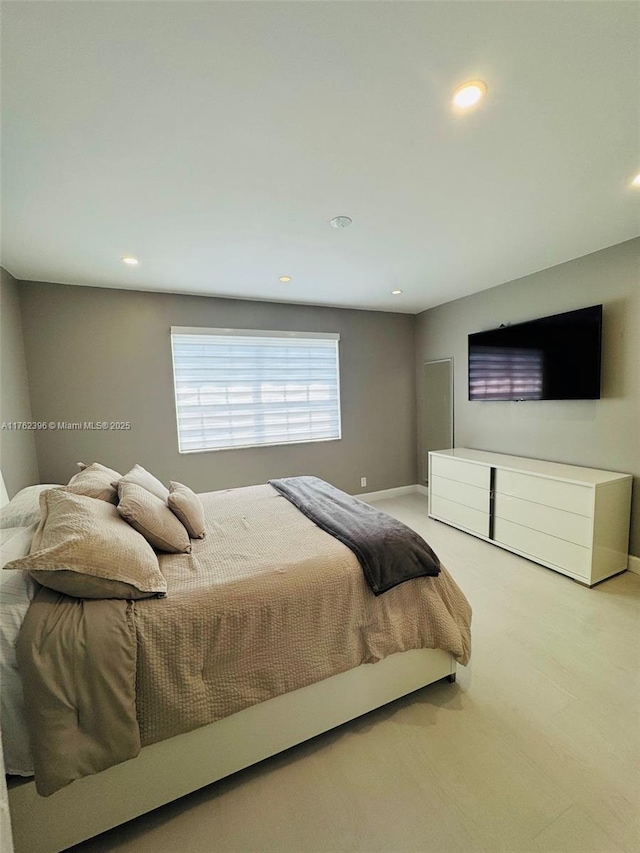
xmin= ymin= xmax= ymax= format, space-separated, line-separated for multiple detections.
xmin=268 ymin=476 xmax=440 ymax=594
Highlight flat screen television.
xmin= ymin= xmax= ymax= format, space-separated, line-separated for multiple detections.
xmin=468 ymin=304 xmax=602 ymax=401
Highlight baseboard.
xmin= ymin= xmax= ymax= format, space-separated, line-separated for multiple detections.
xmin=356 ymin=484 xmax=421 ymax=502
xmin=628 ymin=554 xmax=640 ymax=576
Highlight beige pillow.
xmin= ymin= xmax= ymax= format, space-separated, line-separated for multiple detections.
xmin=167 ymin=482 xmax=206 ymax=539
xmin=116 ymin=464 xmax=169 ymax=502
xmin=67 ymin=462 xmax=121 ymax=504
xmin=117 ymin=482 xmax=191 ymax=553
xmin=4 ymin=489 xmax=166 ymax=600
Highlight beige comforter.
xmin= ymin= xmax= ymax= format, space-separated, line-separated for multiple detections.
xmin=18 ymin=485 xmax=471 ymax=795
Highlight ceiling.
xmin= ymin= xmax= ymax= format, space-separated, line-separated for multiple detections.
xmin=2 ymin=1 xmax=638 ymax=314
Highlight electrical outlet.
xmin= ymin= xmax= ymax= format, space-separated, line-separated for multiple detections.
xmin=360 ymin=477 xmax=367 ymax=488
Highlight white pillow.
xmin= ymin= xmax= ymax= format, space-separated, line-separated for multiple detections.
xmin=0 ymin=524 xmax=37 ymax=554
xmin=1 ymin=524 xmax=38 ymax=776
xmin=0 ymin=485 xmax=63 ymax=530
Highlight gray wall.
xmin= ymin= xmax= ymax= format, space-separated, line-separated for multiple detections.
xmin=19 ymin=282 xmax=417 ymax=496
xmin=0 ymin=268 xmax=40 ymax=495
xmin=416 ymin=237 xmax=640 ymax=556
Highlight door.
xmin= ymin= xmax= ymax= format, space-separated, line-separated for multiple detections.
xmin=421 ymin=359 xmax=453 ymax=484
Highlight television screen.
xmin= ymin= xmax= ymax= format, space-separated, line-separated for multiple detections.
xmin=468 ymin=305 xmax=602 ymax=401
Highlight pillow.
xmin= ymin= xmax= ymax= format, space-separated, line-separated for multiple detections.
xmin=1 ymin=526 xmax=39 ymax=638
xmin=67 ymin=462 xmax=121 ymax=504
xmin=117 ymin=482 xmax=191 ymax=553
xmin=116 ymin=464 xmax=169 ymax=503
xmin=0 ymin=484 xmax=64 ymax=530
xmin=167 ymin=482 xmax=206 ymax=539
xmin=0 ymin=524 xmax=38 ymax=557
xmin=4 ymin=489 xmax=167 ymax=600
xmin=1 ymin=524 xmax=39 ymax=776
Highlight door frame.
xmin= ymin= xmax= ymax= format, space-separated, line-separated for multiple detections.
xmin=422 ymin=358 xmax=454 ymax=482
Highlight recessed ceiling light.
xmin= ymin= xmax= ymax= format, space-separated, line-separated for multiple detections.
xmin=391 ymin=289 xmax=403 ymax=295
xmin=452 ymin=81 xmax=487 ymax=109
xmin=121 ymin=256 xmax=139 ymax=266
xmin=632 ymin=174 xmax=640 ymax=187
xmin=279 ymin=275 xmax=292 ymax=283
xmin=330 ymin=216 xmax=352 ymax=229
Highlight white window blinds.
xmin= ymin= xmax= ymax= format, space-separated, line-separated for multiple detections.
xmin=171 ymin=328 xmax=341 ymax=453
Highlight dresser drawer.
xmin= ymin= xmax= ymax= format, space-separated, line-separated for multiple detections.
xmin=430 ymin=456 xmax=490 ymax=490
xmin=494 ymin=493 xmax=593 ymax=547
xmin=495 ymin=470 xmax=593 ymax=517
xmin=430 ymin=475 xmax=490 ymax=513
xmin=430 ymin=495 xmax=490 ymax=538
xmin=493 ymin=518 xmax=591 ymax=578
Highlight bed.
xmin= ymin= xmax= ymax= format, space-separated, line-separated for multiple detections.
xmin=2 ymin=474 xmax=471 ymax=853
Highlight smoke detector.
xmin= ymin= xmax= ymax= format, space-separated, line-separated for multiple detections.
xmin=330 ymin=216 xmax=352 ymax=229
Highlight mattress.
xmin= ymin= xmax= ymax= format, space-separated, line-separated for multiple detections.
xmin=9 ymin=484 xmax=472 ymax=792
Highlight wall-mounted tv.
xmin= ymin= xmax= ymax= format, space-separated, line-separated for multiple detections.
xmin=468 ymin=304 xmax=602 ymax=401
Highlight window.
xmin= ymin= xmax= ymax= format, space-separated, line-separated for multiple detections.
xmin=171 ymin=327 xmax=341 ymax=453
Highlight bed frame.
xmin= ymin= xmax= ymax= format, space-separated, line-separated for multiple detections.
xmin=8 ymin=647 xmax=455 ymax=853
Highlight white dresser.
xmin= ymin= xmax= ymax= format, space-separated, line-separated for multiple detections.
xmin=428 ymin=448 xmax=632 ymax=586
